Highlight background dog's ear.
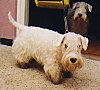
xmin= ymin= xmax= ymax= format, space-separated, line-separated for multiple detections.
xmin=79 ymin=35 xmax=89 ymax=51
xmin=86 ymin=3 xmax=92 ymax=12
xmin=72 ymin=2 xmax=80 ymax=9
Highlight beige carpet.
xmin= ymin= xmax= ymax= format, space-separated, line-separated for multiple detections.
xmin=0 ymin=45 xmax=100 ymax=90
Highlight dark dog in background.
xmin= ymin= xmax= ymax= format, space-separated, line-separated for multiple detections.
xmin=67 ymin=2 xmax=92 ymax=36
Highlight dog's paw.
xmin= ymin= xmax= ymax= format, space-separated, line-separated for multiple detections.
xmin=16 ymin=61 xmax=30 ymax=69
xmin=44 ymin=63 xmax=63 ymax=84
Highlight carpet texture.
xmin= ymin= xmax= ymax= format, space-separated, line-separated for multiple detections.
xmin=0 ymin=45 xmax=100 ymax=90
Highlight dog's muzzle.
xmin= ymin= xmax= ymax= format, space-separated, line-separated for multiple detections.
xmin=61 ymin=52 xmax=83 ymax=72
xmin=74 ymin=13 xmax=87 ymax=21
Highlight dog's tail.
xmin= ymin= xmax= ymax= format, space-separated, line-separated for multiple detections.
xmin=8 ymin=12 xmax=25 ymax=30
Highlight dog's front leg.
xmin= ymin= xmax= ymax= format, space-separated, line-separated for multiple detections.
xmin=43 ymin=59 xmax=63 ymax=84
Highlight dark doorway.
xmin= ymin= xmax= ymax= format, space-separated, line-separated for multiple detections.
xmin=29 ymin=0 xmax=65 ymax=34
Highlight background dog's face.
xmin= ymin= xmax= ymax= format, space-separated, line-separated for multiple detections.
xmin=72 ymin=2 xmax=92 ymax=21
xmin=60 ymin=32 xmax=88 ymax=72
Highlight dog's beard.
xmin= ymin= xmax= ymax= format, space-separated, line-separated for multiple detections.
xmin=74 ymin=15 xmax=87 ymax=22
xmin=61 ymin=53 xmax=83 ymax=73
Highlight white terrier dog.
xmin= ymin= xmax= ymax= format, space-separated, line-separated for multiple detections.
xmin=8 ymin=12 xmax=88 ymax=84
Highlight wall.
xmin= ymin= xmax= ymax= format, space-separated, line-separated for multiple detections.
xmin=0 ymin=0 xmax=17 ymax=39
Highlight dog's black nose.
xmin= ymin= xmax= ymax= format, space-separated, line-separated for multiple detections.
xmin=78 ymin=13 xmax=82 ymax=17
xmin=70 ymin=58 xmax=77 ymax=63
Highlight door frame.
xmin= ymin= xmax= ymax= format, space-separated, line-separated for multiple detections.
xmin=17 ymin=0 xmax=29 ymax=36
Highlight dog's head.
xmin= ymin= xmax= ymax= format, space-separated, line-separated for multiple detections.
xmin=58 ymin=32 xmax=88 ymax=72
xmin=72 ymin=2 xmax=92 ymax=21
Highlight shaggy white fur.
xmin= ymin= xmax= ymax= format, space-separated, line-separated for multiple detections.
xmin=8 ymin=12 xmax=89 ymax=84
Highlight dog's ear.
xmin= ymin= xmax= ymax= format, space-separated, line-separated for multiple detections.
xmin=79 ymin=35 xmax=89 ymax=51
xmin=55 ymin=35 xmax=66 ymax=47
xmin=72 ymin=2 xmax=80 ymax=9
xmin=86 ymin=3 xmax=92 ymax=12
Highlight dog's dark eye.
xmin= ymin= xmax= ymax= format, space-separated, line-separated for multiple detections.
xmin=74 ymin=6 xmax=79 ymax=10
xmin=65 ymin=44 xmax=68 ymax=48
xmin=78 ymin=45 xmax=81 ymax=48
